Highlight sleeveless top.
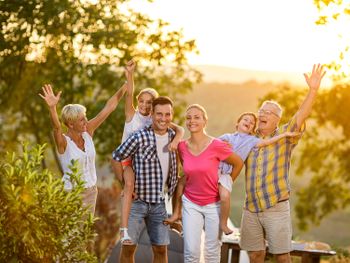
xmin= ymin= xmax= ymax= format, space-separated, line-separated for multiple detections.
xmin=58 ymin=132 xmax=97 ymax=190
xmin=121 ymin=110 xmax=152 ymax=143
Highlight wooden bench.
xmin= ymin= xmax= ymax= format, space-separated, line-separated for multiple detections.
xmin=221 ymin=239 xmax=336 ymax=263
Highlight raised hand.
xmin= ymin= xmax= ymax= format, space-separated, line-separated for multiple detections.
xmin=39 ymin=84 xmax=62 ymax=108
xmin=303 ymin=64 xmax=326 ymax=92
xmin=125 ymin=59 xmax=136 ymax=76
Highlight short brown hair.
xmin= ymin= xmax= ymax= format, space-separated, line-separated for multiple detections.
xmin=236 ymin=112 xmax=257 ymax=133
xmin=152 ymin=96 xmax=173 ymax=109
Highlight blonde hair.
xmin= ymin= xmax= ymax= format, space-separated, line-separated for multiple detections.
xmin=186 ymin=104 xmax=208 ymax=121
xmin=61 ymin=104 xmax=86 ymax=126
xmin=136 ymin=88 xmax=159 ymax=100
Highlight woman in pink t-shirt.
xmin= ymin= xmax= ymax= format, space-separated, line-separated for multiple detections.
xmin=166 ymin=104 xmax=243 ymax=263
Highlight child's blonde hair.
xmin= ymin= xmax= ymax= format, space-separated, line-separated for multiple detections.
xmin=136 ymin=88 xmax=159 ymax=100
xmin=236 ymin=112 xmax=257 ymax=134
xmin=186 ymin=104 xmax=208 ymax=121
xmin=61 ymin=104 xmax=86 ymax=126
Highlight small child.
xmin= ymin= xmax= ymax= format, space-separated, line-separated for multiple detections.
xmin=117 ymin=59 xmax=184 ymax=244
xmin=218 ymin=112 xmax=299 ymax=235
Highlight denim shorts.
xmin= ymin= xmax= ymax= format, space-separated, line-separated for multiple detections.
xmin=128 ymin=199 xmax=170 ymax=245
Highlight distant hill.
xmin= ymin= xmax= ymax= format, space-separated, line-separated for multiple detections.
xmin=194 ymin=64 xmax=305 ymax=86
xmin=185 ymin=80 xmax=279 ymax=136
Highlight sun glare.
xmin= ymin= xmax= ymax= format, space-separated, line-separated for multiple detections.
xmin=128 ymin=0 xmax=345 ymax=76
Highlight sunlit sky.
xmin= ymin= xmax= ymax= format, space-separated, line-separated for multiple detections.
xmin=129 ymin=0 xmax=344 ymax=74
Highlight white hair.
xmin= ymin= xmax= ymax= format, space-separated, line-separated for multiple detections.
xmin=261 ymin=100 xmax=283 ymax=118
xmin=61 ymin=104 xmax=86 ymax=126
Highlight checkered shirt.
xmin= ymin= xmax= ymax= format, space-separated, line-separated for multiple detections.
xmin=112 ymin=125 xmax=178 ymax=203
xmin=245 ymin=115 xmax=304 ymax=212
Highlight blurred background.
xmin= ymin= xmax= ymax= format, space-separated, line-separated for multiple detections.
xmin=1 ymin=0 xmax=350 ymax=261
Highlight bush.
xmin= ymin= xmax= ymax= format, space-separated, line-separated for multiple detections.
xmin=0 ymin=143 xmax=97 ymax=262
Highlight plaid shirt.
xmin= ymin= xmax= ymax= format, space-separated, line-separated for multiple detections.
xmin=112 ymin=125 xmax=178 ymax=203
xmin=245 ymin=115 xmax=304 ymax=212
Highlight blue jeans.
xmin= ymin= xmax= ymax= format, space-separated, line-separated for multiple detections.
xmin=128 ymin=199 xmax=170 ymax=245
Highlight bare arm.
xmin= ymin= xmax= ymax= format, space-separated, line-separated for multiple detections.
xmin=164 ymin=174 xmax=186 ymax=224
xmin=39 ymin=84 xmax=67 ymax=154
xmin=124 ymin=59 xmax=136 ymax=122
xmin=224 ymin=153 xmax=244 ymax=182
xmin=168 ymin=122 xmax=185 ymax=151
xmin=164 ymin=154 xmax=184 ymax=224
xmin=111 ymin=159 xmax=124 ymax=183
xmin=295 ymin=64 xmax=326 ymax=130
xmin=256 ymin=131 xmax=300 ymax=147
xmin=87 ymin=83 xmax=127 ymax=136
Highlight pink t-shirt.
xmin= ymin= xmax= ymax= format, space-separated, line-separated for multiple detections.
xmin=179 ymin=138 xmax=232 ymax=206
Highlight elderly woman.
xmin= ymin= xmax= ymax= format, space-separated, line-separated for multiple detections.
xmin=166 ymin=104 xmax=244 ymax=263
xmin=39 ymin=82 xmax=126 ymax=215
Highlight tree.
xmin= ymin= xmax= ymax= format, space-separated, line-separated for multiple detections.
xmin=0 ymin=0 xmax=201 ymax=170
xmin=259 ymin=0 xmax=350 ymax=231
xmin=0 ymin=143 xmax=97 ymax=262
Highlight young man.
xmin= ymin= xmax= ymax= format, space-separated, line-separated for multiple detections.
xmin=239 ymin=64 xmax=326 ymax=263
xmin=111 ymin=96 xmax=178 ymax=263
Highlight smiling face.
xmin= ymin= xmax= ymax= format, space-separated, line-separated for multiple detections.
xmin=236 ymin=114 xmax=256 ymax=134
xmin=137 ymin=92 xmax=154 ymax=116
xmin=185 ymin=106 xmax=207 ymax=134
xmin=151 ymin=103 xmax=173 ymax=135
xmin=257 ymin=102 xmax=281 ymax=136
xmin=69 ymin=113 xmax=88 ymax=132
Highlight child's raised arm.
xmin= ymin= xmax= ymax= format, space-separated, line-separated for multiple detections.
xmin=124 ymin=59 xmax=136 ymax=122
xmin=39 ymin=84 xmax=67 ymax=154
xmin=87 ymin=82 xmax=127 ymax=136
xmin=256 ymin=131 xmax=301 ymax=147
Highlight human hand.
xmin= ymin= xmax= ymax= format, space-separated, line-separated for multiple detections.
xmin=125 ymin=59 xmax=136 ymax=76
xmin=38 ymin=84 xmax=61 ymax=108
xmin=223 ymin=139 xmax=233 ymax=149
xmin=120 ymin=190 xmax=138 ymax=200
xmin=164 ymin=213 xmax=180 ymax=225
xmin=168 ymin=139 xmax=180 ymax=152
xmin=303 ymin=64 xmax=326 ymax=92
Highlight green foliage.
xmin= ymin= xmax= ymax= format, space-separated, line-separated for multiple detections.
xmin=314 ymin=0 xmax=350 ymax=84
xmin=0 ymin=143 xmax=97 ymax=262
xmin=329 ymin=247 xmax=350 ymax=263
xmin=0 ymin=0 xmax=201 ymax=168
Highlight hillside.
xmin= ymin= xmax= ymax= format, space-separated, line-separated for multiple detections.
xmin=194 ymin=64 xmax=305 ymax=86
xmin=186 ymin=80 xmax=278 ymax=136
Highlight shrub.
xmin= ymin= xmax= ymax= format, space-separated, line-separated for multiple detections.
xmin=0 ymin=143 xmax=97 ymax=262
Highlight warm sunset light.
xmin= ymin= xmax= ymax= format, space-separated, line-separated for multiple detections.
xmin=129 ymin=0 xmax=343 ymax=73
xmin=2 ymin=1 xmax=350 ymax=261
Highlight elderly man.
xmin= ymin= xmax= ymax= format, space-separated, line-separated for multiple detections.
xmin=239 ymin=64 xmax=326 ymax=263
xmin=111 ymin=96 xmax=178 ymax=263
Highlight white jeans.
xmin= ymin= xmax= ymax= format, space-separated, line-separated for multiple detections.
xmin=182 ymin=195 xmax=222 ymax=263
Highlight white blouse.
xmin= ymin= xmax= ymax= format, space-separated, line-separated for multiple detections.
xmin=58 ymin=132 xmax=97 ymax=190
